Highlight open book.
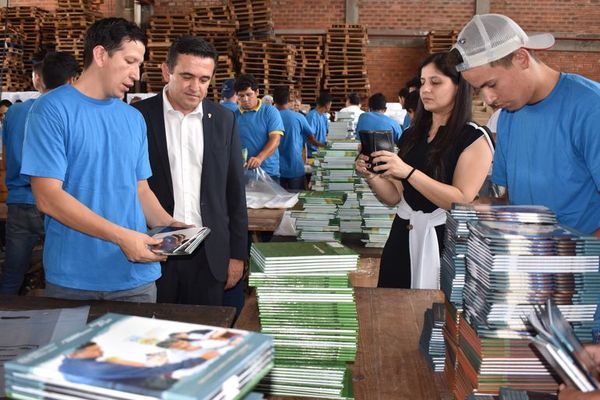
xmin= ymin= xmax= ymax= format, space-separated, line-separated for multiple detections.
xmin=527 ymin=298 xmax=600 ymax=391
xmin=148 ymin=226 xmax=211 ymax=256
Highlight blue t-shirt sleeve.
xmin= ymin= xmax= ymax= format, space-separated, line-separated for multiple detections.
xmin=491 ymin=112 xmax=507 ymax=187
xmin=21 ymin=105 xmax=68 ymax=181
xmin=392 ymin=120 xmax=402 ymax=143
xmin=267 ymin=106 xmax=284 ymax=134
xmin=135 ymin=117 xmax=152 ymax=181
xmin=573 ymin=108 xmax=600 ymax=190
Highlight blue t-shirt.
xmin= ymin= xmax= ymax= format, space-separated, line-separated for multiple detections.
xmin=492 ymin=73 xmax=600 ymax=234
xmin=21 ymin=85 xmax=160 ymax=291
xmin=305 ymin=109 xmax=328 ymax=157
xmin=2 ymin=99 xmax=36 ymax=204
xmin=235 ymin=100 xmax=284 ymax=177
xmin=355 ymin=112 xmax=403 ymax=144
xmin=221 ymin=100 xmax=238 ymax=112
xmin=278 ymin=108 xmax=314 ymax=178
xmin=402 ymin=113 xmax=411 ymax=130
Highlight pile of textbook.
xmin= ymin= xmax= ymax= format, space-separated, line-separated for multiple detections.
xmin=292 ymin=191 xmax=346 ymax=241
xmin=5 ymin=314 xmax=273 ymax=400
xmin=249 ymin=241 xmax=359 ymax=399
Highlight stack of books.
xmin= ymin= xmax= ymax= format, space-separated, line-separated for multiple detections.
xmin=419 ymin=302 xmax=446 ymax=372
xmin=452 ymin=219 xmax=600 ymax=399
xmin=5 ymin=314 xmax=273 ymax=400
xmin=292 ymin=191 xmax=346 ymax=241
xmin=249 ymin=241 xmax=359 ymax=399
xmin=358 ymin=192 xmax=396 ymax=248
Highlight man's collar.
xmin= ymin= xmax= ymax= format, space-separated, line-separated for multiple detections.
xmin=239 ymin=99 xmax=262 ymax=113
xmin=162 ymin=87 xmax=203 ymax=117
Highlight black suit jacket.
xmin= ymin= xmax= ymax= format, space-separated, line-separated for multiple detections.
xmin=133 ymin=94 xmax=248 ymax=281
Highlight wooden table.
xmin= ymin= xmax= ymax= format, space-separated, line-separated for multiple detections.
xmin=247 ymin=208 xmax=285 ymax=232
xmin=235 ymin=288 xmax=452 ymax=400
xmin=0 ymin=295 xmax=236 ymax=327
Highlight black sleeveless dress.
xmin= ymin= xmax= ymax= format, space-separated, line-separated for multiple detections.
xmin=377 ymin=124 xmax=483 ymax=288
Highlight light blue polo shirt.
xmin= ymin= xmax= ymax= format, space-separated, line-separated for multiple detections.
xmin=2 ymin=99 xmax=36 ymax=204
xmin=306 ymin=109 xmax=328 ymax=158
xmin=221 ymin=100 xmax=238 ymax=112
xmin=21 ymin=84 xmax=160 ymax=291
xmin=355 ymin=111 xmax=403 ymax=144
xmin=492 ymin=73 xmax=600 ymax=234
xmin=235 ymin=100 xmax=284 ymax=177
xmin=278 ymin=108 xmax=314 ymax=178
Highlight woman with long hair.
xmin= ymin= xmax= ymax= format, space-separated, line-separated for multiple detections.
xmin=355 ymin=52 xmax=493 ymax=289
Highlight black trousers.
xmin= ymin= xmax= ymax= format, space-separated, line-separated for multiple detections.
xmin=378 ymin=215 xmax=445 ymax=288
xmin=156 ymin=246 xmax=225 ymax=306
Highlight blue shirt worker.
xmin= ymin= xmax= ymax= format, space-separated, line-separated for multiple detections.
xmin=272 ymin=86 xmax=325 ymax=190
xmin=20 ymin=18 xmax=184 ymax=302
xmin=355 ymin=92 xmax=403 ymax=144
xmin=306 ymin=91 xmax=332 ymax=158
xmin=0 ymin=53 xmax=79 ymax=295
xmin=234 ymin=74 xmax=284 ymax=180
xmin=220 ymin=78 xmax=238 ymax=112
xmin=452 ymin=13 xmax=600 ymax=238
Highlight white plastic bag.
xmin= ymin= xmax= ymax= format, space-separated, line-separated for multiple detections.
xmin=245 ymin=167 xmax=299 ymax=209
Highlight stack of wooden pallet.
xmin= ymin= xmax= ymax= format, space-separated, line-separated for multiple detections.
xmin=0 ymin=25 xmax=27 ymax=91
xmin=190 ymin=5 xmax=238 ymax=100
xmin=0 ymin=7 xmax=55 ymax=89
xmin=55 ymin=0 xmax=101 ymax=67
xmin=238 ymin=40 xmax=296 ymax=95
xmin=324 ymin=24 xmax=370 ymax=111
xmin=426 ymin=30 xmax=457 ymax=54
xmin=279 ymin=34 xmax=324 ymax=103
xmin=229 ymin=0 xmax=274 ymax=41
xmin=144 ymin=15 xmax=191 ymax=92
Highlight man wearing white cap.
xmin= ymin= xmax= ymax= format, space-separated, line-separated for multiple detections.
xmin=450 ymin=14 xmax=600 ymax=239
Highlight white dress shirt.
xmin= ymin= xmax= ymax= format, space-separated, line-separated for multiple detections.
xmin=162 ymin=89 xmax=204 ymax=226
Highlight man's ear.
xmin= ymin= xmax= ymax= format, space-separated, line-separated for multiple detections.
xmin=513 ymin=48 xmax=531 ymax=70
xmin=161 ymin=63 xmax=170 ymax=84
xmin=92 ymin=45 xmax=107 ymax=68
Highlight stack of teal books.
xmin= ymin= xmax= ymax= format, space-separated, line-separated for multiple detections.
xmin=5 ymin=314 xmax=273 ymax=400
xmin=358 ymin=192 xmax=396 ymax=248
xmin=292 ymin=191 xmax=346 ymax=241
xmin=249 ymin=241 xmax=359 ymax=399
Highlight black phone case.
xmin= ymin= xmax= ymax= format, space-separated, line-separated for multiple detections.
xmin=359 ymin=130 xmax=394 ymax=173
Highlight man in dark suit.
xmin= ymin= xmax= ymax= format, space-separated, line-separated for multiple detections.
xmin=133 ymin=36 xmax=247 ymax=305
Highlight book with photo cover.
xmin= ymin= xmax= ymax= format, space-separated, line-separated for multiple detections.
xmin=148 ymin=226 xmax=211 ymax=256
xmin=527 ymin=298 xmax=600 ymax=392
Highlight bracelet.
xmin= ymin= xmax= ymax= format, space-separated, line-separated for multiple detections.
xmin=405 ymin=167 xmax=417 ymax=181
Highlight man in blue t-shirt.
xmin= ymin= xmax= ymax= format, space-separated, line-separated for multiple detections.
xmin=20 ymin=18 xmax=184 ymax=302
xmin=0 ymin=53 xmax=79 ymax=294
xmin=273 ymin=86 xmax=325 ymax=190
xmin=355 ymin=93 xmax=403 ymax=145
xmin=234 ymin=74 xmax=284 ymax=181
xmin=306 ymin=92 xmax=332 ymax=158
xmin=452 ymin=14 xmax=600 ymax=239
xmin=220 ymin=78 xmax=238 ymax=112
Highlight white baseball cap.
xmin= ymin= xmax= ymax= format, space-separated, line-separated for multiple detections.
xmin=453 ymin=14 xmax=555 ymax=72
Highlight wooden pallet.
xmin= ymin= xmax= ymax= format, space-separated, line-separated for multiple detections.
xmin=426 ymin=30 xmax=457 ymax=54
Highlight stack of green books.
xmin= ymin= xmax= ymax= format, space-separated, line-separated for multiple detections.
xmin=292 ymin=191 xmax=347 ymax=242
xmin=249 ymin=242 xmax=359 ymax=399
xmin=358 ymin=192 xmax=396 ymax=247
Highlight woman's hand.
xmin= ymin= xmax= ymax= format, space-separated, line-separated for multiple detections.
xmin=355 ymin=152 xmax=377 ymax=180
xmin=371 ymin=150 xmax=412 ymax=180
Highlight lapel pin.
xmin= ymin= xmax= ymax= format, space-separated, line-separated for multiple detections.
xmin=208 ymin=113 xmax=212 ymax=119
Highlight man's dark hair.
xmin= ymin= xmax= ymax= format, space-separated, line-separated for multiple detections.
xmin=398 ymin=87 xmax=409 ymax=99
xmin=166 ymin=36 xmax=218 ymax=73
xmin=404 ymin=90 xmax=419 ymax=113
xmin=368 ymin=93 xmax=387 ymax=111
xmin=42 ymin=52 xmax=79 ymax=90
xmin=234 ymin=74 xmax=259 ymax=92
xmin=83 ymin=18 xmax=147 ymax=70
xmin=405 ymin=76 xmax=420 ymax=90
xmin=32 ymin=60 xmax=43 ymax=74
xmin=346 ymin=92 xmax=360 ymax=105
xmin=316 ymin=91 xmax=332 ymax=107
xmin=0 ymin=99 xmax=12 ymax=108
xmin=272 ymin=86 xmax=289 ymax=105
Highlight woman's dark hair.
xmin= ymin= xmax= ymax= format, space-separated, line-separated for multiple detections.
xmin=398 ymin=52 xmax=472 ymax=181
